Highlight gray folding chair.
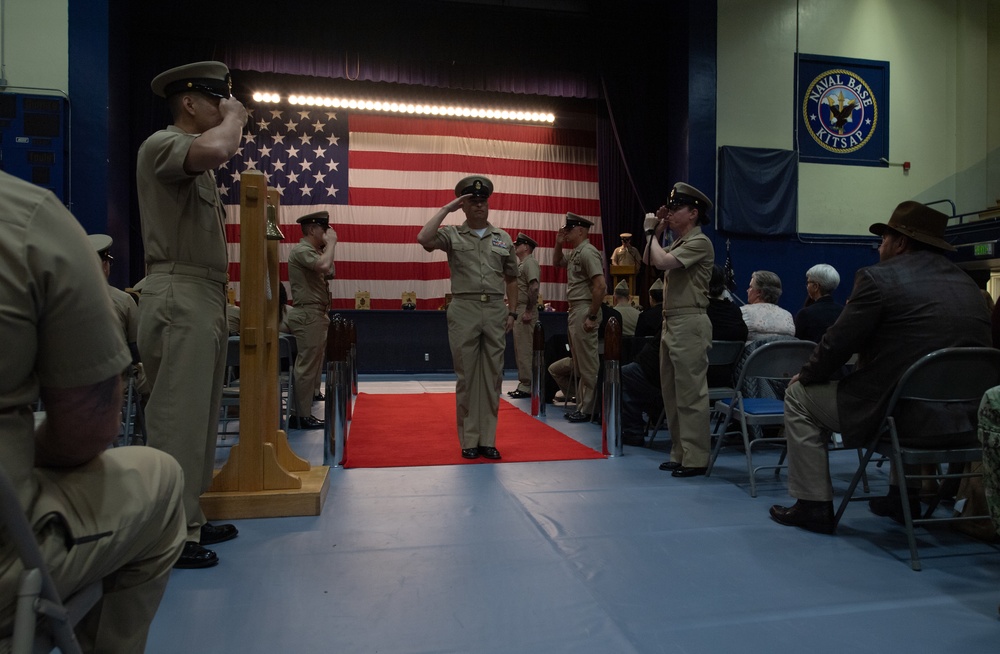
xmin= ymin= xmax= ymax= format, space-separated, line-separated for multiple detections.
xmin=647 ymin=339 xmax=746 ymax=446
xmin=705 ymin=339 xmax=816 ymax=497
xmin=833 ymin=346 xmax=1000 ymax=571
xmin=0 ymin=466 xmax=100 ymax=654
xmin=278 ymin=333 xmax=296 ymax=429
xmin=218 ymin=336 xmax=242 ymax=440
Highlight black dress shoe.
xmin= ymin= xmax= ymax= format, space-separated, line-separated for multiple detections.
xmin=658 ymin=461 xmax=682 ymax=471
xmin=769 ymin=500 xmax=835 ymax=534
xmin=174 ymin=541 xmax=219 ymax=569
xmin=565 ymin=411 xmax=591 ymax=423
xmin=313 ymin=393 xmax=325 ymax=401
xmin=507 ymin=389 xmax=530 ymax=399
xmin=200 ymin=522 xmax=239 ymax=545
xmin=288 ymin=415 xmax=325 ymax=430
xmin=478 ymin=446 xmax=502 ymax=459
xmin=461 ymin=448 xmax=480 ymax=459
xmin=868 ymin=487 xmax=921 ymax=524
xmin=671 ymin=466 xmax=707 ymax=478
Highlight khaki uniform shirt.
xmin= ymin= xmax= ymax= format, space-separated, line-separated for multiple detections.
xmin=430 ymin=223 xmax=518 ymax=294
xmin=615 ymin=303 xmax=641 ymax=336
xmin=516 ymin=254 xmax=541 ymax=311
xmin=288 ymin=239 xmax=334 ymax=307
xmin=612 ymin=245 xmax=641 ymax=268
xmin=0 ymin=171 xmax=130 ymax=510
xmin=108 ymin=285 xmax=139 ymax=344
xmin=566 ymin=238 xmax=604 ymax=304
xmin=136 ymin=126 xmax=228 ymax=274
xmin=663 ymin=226 xmax=713 ymax=314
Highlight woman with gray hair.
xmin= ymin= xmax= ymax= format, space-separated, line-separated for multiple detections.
xmin=740 ymin=270 xmax=796 ymax=340
xmin=794 ymin=263 xmax=844 ymax=343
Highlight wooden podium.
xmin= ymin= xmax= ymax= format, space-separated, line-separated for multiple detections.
xmin=201 ymin=170 xmax=330 ymax=519
xmin=610 ymin=264 xmax=638 ymax=296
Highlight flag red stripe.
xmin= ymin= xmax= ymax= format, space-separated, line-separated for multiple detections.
xmin=347 ymin=188 xmax=601 ymax=215
xmin=350 ymin=151 xmax=597 ymax=182
xmin=226 ymin=224 xmax=603 ymax=250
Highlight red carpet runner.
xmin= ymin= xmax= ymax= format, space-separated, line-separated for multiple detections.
xmin=342 ymin=393 xmax=605 ymax=468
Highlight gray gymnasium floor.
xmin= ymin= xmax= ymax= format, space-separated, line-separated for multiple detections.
xmin=146 ymin=375 xmax=1000 ymax=653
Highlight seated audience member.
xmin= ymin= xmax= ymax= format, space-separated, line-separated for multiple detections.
xmin=978 ymin=387 xmax=1000 ymax=615
xmin=634 ymin=278 xmax=664 ymax=339
xmin=794 ymin=263 xmax=844 ymax=343
xmin=740 ymin=270 xmax=795 ymax=340
xmin=707 ymin=265 xmax=749 ymax=386
xmin=612 ymin=280 xmax=640 ymax=337
xmin=226 ymin=283 xmax=291 ymax=337
xmin=0 ymin=170 xmax=186 ymax=652
xmin=770 ymin=202 xmax=990 ymax=534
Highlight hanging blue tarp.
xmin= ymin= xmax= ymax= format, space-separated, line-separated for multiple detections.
xmin=717 ymin=146 xmax=797 ymax=236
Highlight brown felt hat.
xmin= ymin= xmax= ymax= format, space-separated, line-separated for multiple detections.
xmin=869 ymin=201 xmax=955 ymax=252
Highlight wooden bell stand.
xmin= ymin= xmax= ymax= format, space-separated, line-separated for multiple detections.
xmin=201 ymin=170 xmax=330 ymax=519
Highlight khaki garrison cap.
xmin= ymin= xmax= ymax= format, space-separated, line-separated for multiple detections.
xmin=88 ymin=233 xmax=113 ymax=261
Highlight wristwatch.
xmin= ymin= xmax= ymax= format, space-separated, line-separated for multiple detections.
xmin=508 ymin=312 xmax=518 ymax=319
xmin=645 ymin=229 xmax=656 ymax=236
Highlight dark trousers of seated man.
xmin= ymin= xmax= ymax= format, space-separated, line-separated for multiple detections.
xmin=621 ymin=361 xmax=663 ymax=437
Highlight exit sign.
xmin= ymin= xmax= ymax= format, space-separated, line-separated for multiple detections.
xmin=974 ymin=242 xmax=995 ymax=257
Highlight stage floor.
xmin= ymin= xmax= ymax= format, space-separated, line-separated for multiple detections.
xmin=148 ymin=374 xmax=1000 ymax=653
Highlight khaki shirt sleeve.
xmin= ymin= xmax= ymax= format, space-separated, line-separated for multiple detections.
xmin=580 ymin=244 xmax=604 ymax=281
xmin=671 ymin=233 xmax=711 ymax=269
xmin=145 ymin=129 xmax=199 ymax=185
xmin=524 ymin=256 xmax=541 ymax=284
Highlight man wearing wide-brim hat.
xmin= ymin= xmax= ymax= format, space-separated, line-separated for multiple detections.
xmin=770 ymin=200 xmax=991 ymax=535
xmin=287 ymin=211 xmax=338 ymax=429
xmin=643 ymin=182 xmax=716 ymax=477
xmin=136 ymin=60 xmax=247 ymax=569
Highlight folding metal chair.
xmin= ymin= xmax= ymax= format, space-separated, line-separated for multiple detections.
xmin=648 ymin=339 xmax=746 ymax=446
xmin=218 ymin=336 xmax=242 ymax=441
xmin=833 ymin=346 xmax=1000 ymax=571
xmin=705 ymin=339 xmax=816 ymax=497
xmin=0 ymin=466 xmax=100 ymax=654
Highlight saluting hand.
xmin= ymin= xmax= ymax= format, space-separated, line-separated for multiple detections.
xmin=444 ymin=194 xmax=472 ymax=214
xmin=220 ymin=96 xmax=248 ymax=128
xmin=324 ymin=227 xmax=338 ymax=247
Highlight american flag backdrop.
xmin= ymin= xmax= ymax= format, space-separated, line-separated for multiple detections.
xmin=217 ymin=107 xmax=602 ymax=311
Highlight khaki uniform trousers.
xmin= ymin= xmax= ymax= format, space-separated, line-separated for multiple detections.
xmin=138 ymin=272 xmax=227 ymax=541
xmin=783 ymin=380 xmax=842 ymax=501
xmin=512 ymin=304 xmax=533 ymax=393
xmin=447 ymin=298 xmax=507 ymax=449
xmin=0 ymin=447 xmax=186 ymax=653
xmin=567 ymin=303 xmax=599 ymax=416
xmin=660 ymin=313 xmax=712 ymax=467
xmin=287 ymin=306 xmax=329 ymax=417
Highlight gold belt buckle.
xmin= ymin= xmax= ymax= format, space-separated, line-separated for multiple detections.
xmin=480 ymin=293 xmax=489 ymax=302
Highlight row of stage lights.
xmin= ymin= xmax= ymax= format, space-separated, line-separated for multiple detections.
xmin=251 ymin=92 xmax=555 ymax=124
